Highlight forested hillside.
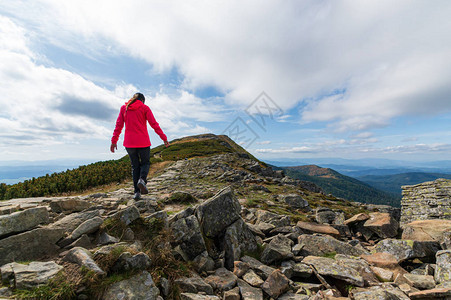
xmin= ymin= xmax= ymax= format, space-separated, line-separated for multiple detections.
xmin=282 ymin=165 xmax=401 ymax=207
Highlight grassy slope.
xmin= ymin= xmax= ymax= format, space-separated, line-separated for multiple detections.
xmin=283 ymin=165 xmax=401 ymax=207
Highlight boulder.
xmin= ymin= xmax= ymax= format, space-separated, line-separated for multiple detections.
xmin=360 ymin=252 xmax=399 ymax=269
xmin=302 ymin=256 xmax=364 ymax=287
xmin=49 ymin=210 xmax=100 ymax=233
xmin=233 ymin=261 xmax=250 ymax=278
xmin=1 ymin=261 xmax=63 ymax=289
xmin=261 ymin=234 xmax=293 ymax=265
xmin=193 ymin=251 xmax=215 ymax=273
xmin=334 ymin=254 xmax=379 ymax=286
xmin=344 ymin=213 xmax=370 ymax=226
xmin=298 ymin=234 xmax=368 ymax=257
xmin=403 ymin=273 xmax=435 ymax=290
xmin=241 ymin=256 xmax=276 ymax=280
xmin=256 ymin=210 xmax=290 ymax=227
xmin=70 ymin=216 xmax=103 ymax=240
xmin=261 ymin=270 xmax=290 ymax=299
xmin=435 ymin=250 xmax=451 ymax=284
xmin=223 ymin=218 xmax=258 ymax=270
xmin=402 ymin=220 xmax=451 ymax=244
xmin=110 ymin=206 xmax=140 ymax=225
xmin=196 ymin=186 xmax=241 ymax=238
xmin=111 ymin=252 xmax=151 ymax=273
xmin=280 ymin=194 xmax=309 ymax=209
xmin=63 ymin=247 xmax=105 ymax=276
xmin=174 ymin=276 xmax=214 ymax=295
xmin=315 ymin=207 xmax=344 ymax=225
xmin=296 ymin=221 xmax=340 ymax=237
xmin=363 ymin=212 xmax=399 ymax=239
xmin=371 ymin=266 xmax=394 ymax=282
xmin=243 ymin=269 xmax=264 ymax=287
xmin=97 ymin=232 xmax=119 ymax=245
xmin=102 ymin=271 xmax=160 ymax=300
xmin=409 ymin=287 xmax=451 ymax=299
xmin=204 ymin=268 xmax=237 ymax=292
xmin=373 ymin=239 xmax=440 ymax=263
xmin=237 ymin=279 xmax=263 ymax=300
xmin=0 ymin=227 xmax=64 ymax=265
xmin=0 ymin=207 xmax=49 ymax=238
xmin=181 ymin=294 xmax=220 ymax=300
xmin=170 ymin=215 xmax=206 ymax=260
xmin=49 ymin=198 xmax=91 ymax=214
xmin=223 ymin=287 xmax=241 ymax=300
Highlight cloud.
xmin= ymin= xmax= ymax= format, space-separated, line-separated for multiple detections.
xmin=55 ymin=94 xmax=117 ymax=120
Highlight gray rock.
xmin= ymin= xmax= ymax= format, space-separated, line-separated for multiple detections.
xmin=160 ymin=277 xmax=170 ymax=298
xmin=10 ymin=261 xmax=63 ymax=289
xmin=193 ymin=251 xmax=215 ymax=273
xmin=352 ymin=285 xmax=409 ymax=300
xmin=242 ymin=269 xmax=264 ymax=287
xmin=241 ymin=255 xmax=276 ymax=280
xmin=111 ymin=252 xmax=151 ymax=273
xmin=237 ymin=279 xmax=263 ymax=300
xmin=302 ymin=256 xmax=364 ymax=287
xmin=256 ymin=210 xmax=290 ymax=227
xmin=223 ymin=287 xmax=241 ymax=300
xmin=144 ymin=211 xmax=169 ymax=228
xmin=261 ymin=234 xmax=293 ymax=265
xmin=373 ymin=239 xmax=440 ymax=263
xmin=204 ymin=267 xmax=238 ymax=292
xmin=102 ymin=270 xmax=159 ymax=300
xmin=278 ymin=292 xmax=309 ymax=300
xmin=224 ymin=218 xmax=258 ymax=270
xmin=0 ymin=227 xmax=64 ymax=265
xmin=280 ymin=194 xmax=309 ymax=209
xmin=170 ymin=215 xmax=206 ymax=260
xmin=0 ymin=287 xmax=12 ymax=297
xmin=363 ymin=212 xmax=399 ymax=239
xmin=63 ymin=247 xmax=105 ymax=276
xmin=298 ymin=234 xmax=368 ymax=257
xmin=97 ymin=232 xmax=119 ymax=245
xmin=110 ymin=206 xmax=140 ymax=225
xmin=261 ymin=270 xmax=290 ymax=299
xmin=49 ymin=198 xmax=91 ymax=214
xmin=403 ymin=273 xmax=435 ymax=290
xmin=174 ymin=276 xmax=214 ymax=295
xmin=70 ymin=216 xmax=103 ymax=240
xmin=196 ymin=186 xmax=241 ymax=238
xmin=65 ymin=234 xmax=92 ymax=250
xmin=254 ymin=222 xmax=275 ymax=234
xmin=49 ymin=210 xmax=100 ymax=233
xmin=0 ymin=207 xmax=49 ymax=238
xmin=180 ymin=294 xmax=220 ymax=300
xmin=292 ymin=262 xmax=313 ymax=279
xmin=435 ymin=250 xmax=451 ymax=284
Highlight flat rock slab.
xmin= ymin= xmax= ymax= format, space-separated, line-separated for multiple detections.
xmin=409 ymin=287 xmax=451 ymax=299
xmin=298 ymin=234 xmax=368 ymax=257
xmin=402 ymin=220 xmax=451 ymax=243
xmin=261 ymin=234 xmax=293 ymax=265
xmin=49 ymin=210 xmax=100 ymax=233
xmin=261 ymin=270 xmax=290 ymax=299
xmin=181 ymin=293 xmax=220 ymax=300
xmin=205 ymin=267 xmax=237 ymax=292
xmin=175 ymin=276 xmax=214 ymax=295
xmin=344 ymin=213 xmax=370 ymax=226
xmin=63 ymin=247 xmax=105 ymax=276
xmin=435 ymin=250 xmax=451 ymax=284
xmin=302 ymin=256 xmax=364 ymax=287
xmin=374 ymin=239 xmax=440 ymax=263
xmin=49 ymin=198 xmax=91 ymax=213
xmin=5 ymin=261 xmax=63 ymax=289
xmin=403 ymin=273 xmax=435 ymax=290
xmin=296 ymin=221 xmax=340 ymax=237
xmin=70 ymin=216 xmax=103 ymax=240
xmin=237 ymin=279 xmax=263 ymax=300
xmin=363 ymin=212 xmax=399 ymax=239
xmin=0 ymin=227 xmax=64 ymax=265
xmin=0 ymin=207 xmax=49 ymax=238
xmin=102 ymin=271 xmax=159 ymax=300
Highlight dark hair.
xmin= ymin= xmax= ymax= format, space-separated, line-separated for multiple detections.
xmin=135 ymin=93 xmax=145 ymax=103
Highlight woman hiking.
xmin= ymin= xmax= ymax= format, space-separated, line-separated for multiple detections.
xmin=110 ymin=92 xmax=170 ymax=200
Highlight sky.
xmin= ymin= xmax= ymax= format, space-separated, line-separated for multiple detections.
xmin=1 ymin=0 xmax=451 ymax=165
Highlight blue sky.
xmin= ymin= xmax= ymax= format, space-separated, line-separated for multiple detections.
xmin=0 ymin=1 xmax=451 ymax=164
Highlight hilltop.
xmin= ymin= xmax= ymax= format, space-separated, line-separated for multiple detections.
xmin=279 ymin=165 xmax=402 ymax=207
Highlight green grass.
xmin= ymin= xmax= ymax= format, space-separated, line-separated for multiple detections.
xmin=13 ymin=272 xmax=76 ymax=300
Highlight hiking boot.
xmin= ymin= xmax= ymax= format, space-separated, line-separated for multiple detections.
xmin=137 ymin=178 xmax=148 ymax=194
xmin=134 ymin=191 xmax=141 ymax=200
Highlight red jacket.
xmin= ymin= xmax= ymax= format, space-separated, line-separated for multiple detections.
xmin=111 ymin=100 xmax=167 ymax=148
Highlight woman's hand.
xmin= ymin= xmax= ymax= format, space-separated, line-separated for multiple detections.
xmin=110 ymin=143 xmax=117 ymax=153
xmin=164 ymin=140 xmax=170 ymax=147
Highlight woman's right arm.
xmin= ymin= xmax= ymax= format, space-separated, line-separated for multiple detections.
xmin=111 ymin=106 xmax=125 ymax=152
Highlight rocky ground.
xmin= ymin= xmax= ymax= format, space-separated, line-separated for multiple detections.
xmin=0 ymin=152 xmax=450 ymax=299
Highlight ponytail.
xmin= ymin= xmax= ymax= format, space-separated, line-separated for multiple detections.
xmin=126 ymin=93 xmax=140 ymax=111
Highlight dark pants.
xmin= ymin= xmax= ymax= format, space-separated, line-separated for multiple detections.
xmin=126 ymin=147 xmax=151 ymax=193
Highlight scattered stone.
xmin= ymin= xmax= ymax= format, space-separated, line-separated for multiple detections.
xmin=344 ymin=213 xmax=370 ymax=226
xmin=97 ymin=232 xmax=119 ymax=245
xmin=63 ymin=247 xmax=105 ymax=276
xmin=233 ymin=261 xmax=250 ymax=278
xmin=373 ymin=239 xmax=440 ymax=263
xmin=242 ymin=269 xmax=264 ymax=287
xmin=408 ymin=287 xmax=451 ymax=299
xmin=316 ymin=207 xmax=344 ymax=225
xmin=402 ymin=220 xmax=451 ymax=243
xmin=70 ymin=216 xmax=103 ymax=240
xmin=241 ymin=256 xmax=276 ymax=280
xmin=0 ymin=207 xmax=49 ymax=238
xmin=261 ymin=234 xmax=293 ymax=265
xmin=171 ymin=215 xmax=207 ymax=260
xmin=180 ymin=294 xmax=220 ymax=300
xmin=110 ymin=206 xmax=140 ymax=225
xmin=196 ymin=186 xmax=241 ymax=238
xmin=261 ymin=270 xmax=290 ymax=299
xmin=435 ymin=250 xmax=451 ymax=284
xmin=65 ymin=234 xmax=92 ymax=250
xmin=111 ymin=252 xmax=151 ymax=273
xmin=50 ymin=210 xmax=100 ymax=232
xmin=363 ymin=212 xmax=399 ymax=239
xmin=302 ymin=256 xmax=364 ymax=287
xmin=237 ymin=279 xmax=263 ymax=300
xmin=49 ymin=198 xmax=91 ymax=214
xmin=360 ymin=252 xmax=399 ymax=269
xmin=174 ymin=276 xmax=214 ymax=295
xmin=254 ymin=222 xmax=275 ymax=234
xmin=280 ymin=194 xmax=309 ymax=209
xmin=0 ymin=287 xmax=12 ymax=297
xmin=0 ymin=228 xmax=64 ymax=265
xmin=145 ymin=211 xmax=169 ymax=228
xmin=3 ymin=261 xmax=63 ymax=289
xmin=278 ymin=292 xmax=309 ymax=300
xmin=223 ymin=218 xmax=258 ymax=270
xmin=204 ymin=268 xmax=237 ymax=292
xmin=223 ymin=287 xmax=241 ymax=300
xmin=403 ymin=273 xmax=435 ymax=290
xmin=256 ymin=210 xmax=290 ymax=227
xmin=102 ymin=270 xmax=159 ymax=300
xmin=298 ymin=234 xmax=368 ymax=257
xmin=371 ymin=266 xmax=394 ymax=282
xmin=296 ymin=221 xmax=340 ymax=237
xmin=193 ymin=251 xmax=215 ymax=273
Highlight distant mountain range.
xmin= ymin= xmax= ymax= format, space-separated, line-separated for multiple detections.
xmin=278 ymin=165 xmax=402 ymax=207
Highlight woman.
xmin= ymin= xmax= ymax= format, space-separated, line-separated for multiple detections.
xmin=110 ymin=93 xmax=169 ymax=200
